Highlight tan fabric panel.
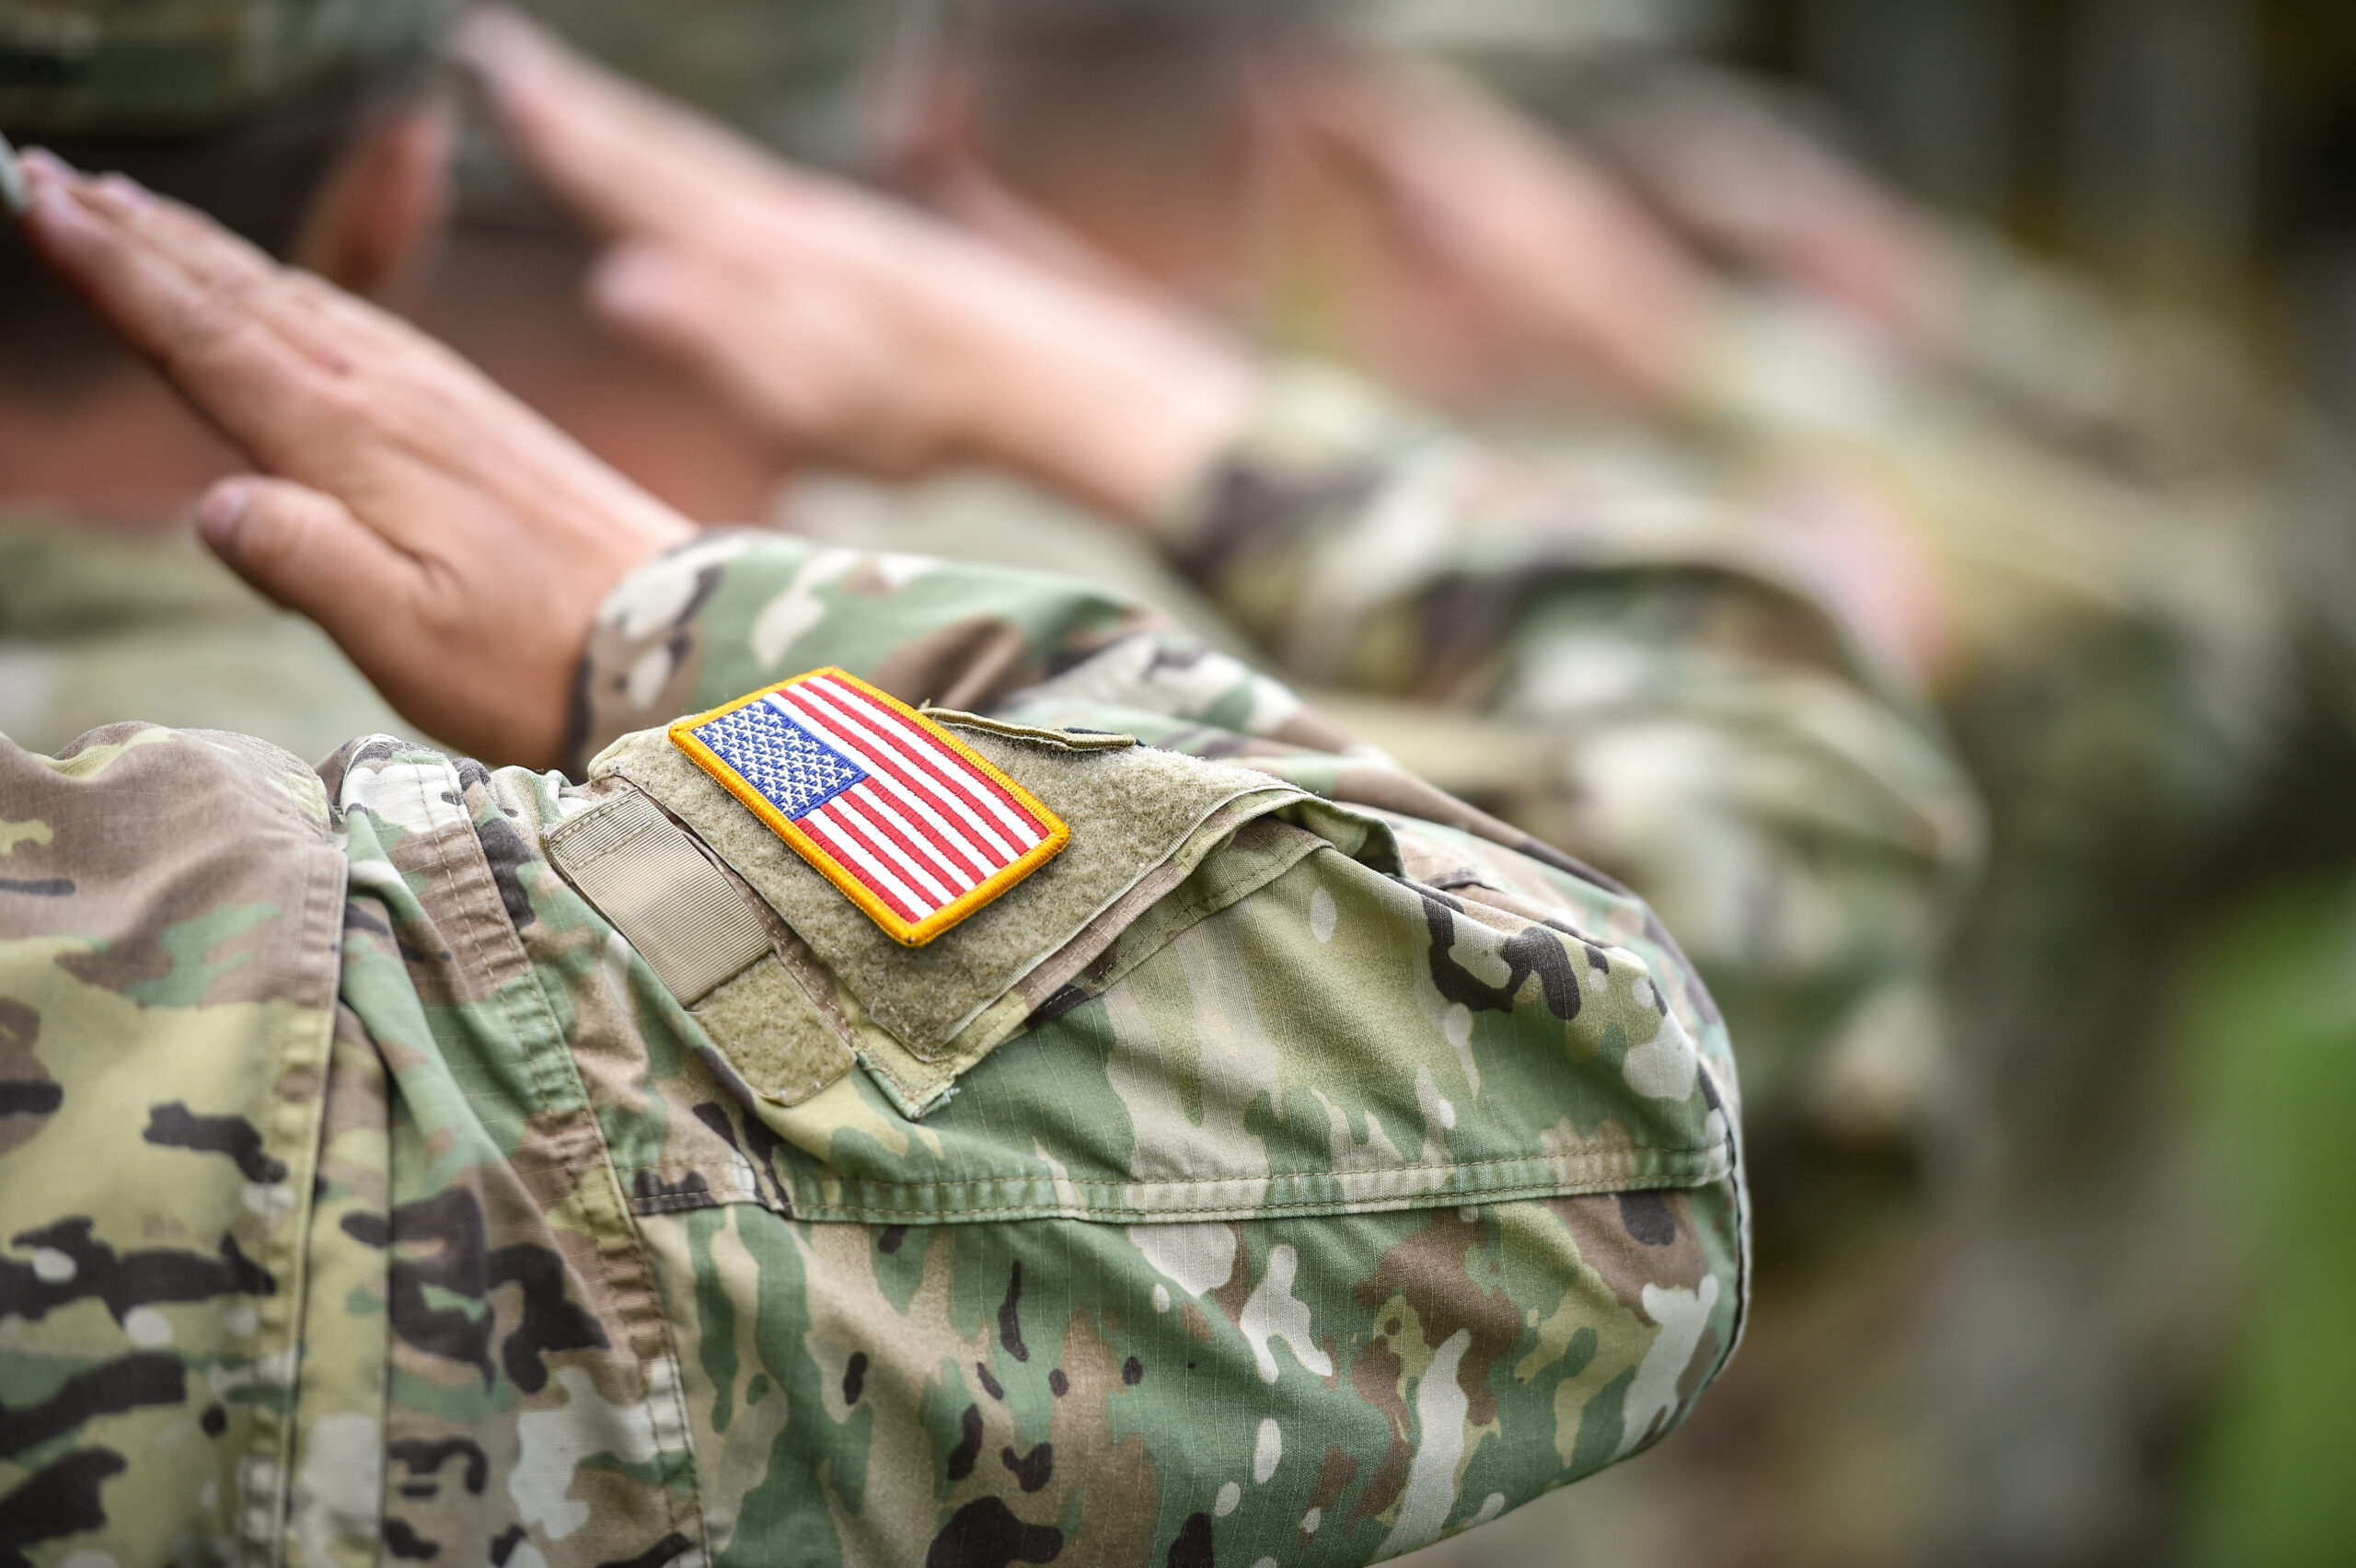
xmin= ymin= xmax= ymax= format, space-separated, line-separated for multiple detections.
xmin=689 ymin=955 xmax=855 ymax=1107
xmin=544 ymin=790 xmax=770 ymax=1005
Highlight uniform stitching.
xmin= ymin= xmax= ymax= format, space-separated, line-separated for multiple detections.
xmin=433 ymin=771 xmax=710 ymax=1560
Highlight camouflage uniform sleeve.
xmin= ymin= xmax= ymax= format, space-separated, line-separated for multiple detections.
xmin=351 ymin=708 xmax=1743 ymax=1565
xmin=1149 ymin=363 xmax=1984 ymax=1120
xmin=347 ymin=531 xmax=1754 ymax=1562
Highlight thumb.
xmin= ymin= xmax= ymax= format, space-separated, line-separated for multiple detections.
xmin=196 ymin=475 xmax=415 ymax=639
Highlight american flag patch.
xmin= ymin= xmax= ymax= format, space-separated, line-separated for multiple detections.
xmin=669 ymin=668 xmax=1068 ymax=946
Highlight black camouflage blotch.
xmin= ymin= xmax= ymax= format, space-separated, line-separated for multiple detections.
xmin=1479 ymin=824 xmax=1720 ymax=1017
xmin=0 ymin=1218 xmax=271 ymax=1323
xmin=382 ymin=1517 xmax=440 ymax=1560
xmin=348 ymin=737 xmax=408 ymax=769
xmin=999 ymin=1441 xmax=1055 ymax=1492
xmin=925 ymin=1496 xmax=1065 ymax=1568
xmin=594 ymin=1531 xmax=694 ymax=1568
xmin=201 ymin=1403 xmax=226 ymax=1436
xmin=1165 ymin=1510 xmax=1216 ymax=1568
xmin=1048 ymin=1368 xmax=1068 ymax=1397
xmin=1122 ymin=1356 xmax=1143 ymax=1386
xmin=878 ymin=1225 xmax=908 ymax=1254
xmin=389 ymin=1436 xmax=489 ymax=1495
xmin=1527 ymin=914 xmax=1614 ymax=978
xmin=0 ymin=879 xmax=74 ymax=897
xmin=453 ymin=756 xmax=494 ymax=792
xmin=1618 ymin=1191 xmax=1678 ymax=1246
xmin=631 ymin=1169 xmax=713 ymax=1213
xmin=998 ymin=1261 xmax=1029 ymax=1362
xmin=142 ymin=1102 xmax=288 ymax=1183
xmin=566 ymin=559 xmax=719 ymax=772
xmin=1173 ymin=458 xmax=1385 ymax=582
xmin=384 ymin=1189 xmax=606 ymax=1393
xmin=946 ymin=1403 xmax=985 ymax=1481
xmin=0 ymin=1083 xmax=60 ymax=1118
xmin=341 ymin=1212 xmax=391 ymax=1248
xmin=0 ymin=1448 xmax=124 ymax=1568
xmin=490 ymin=1525 xmax=529 ymax=1565
xmin=342 ymin=903 xmax=394 ymax=938
xmin=0 ymin=1354 xmax=182 ymax=1458
xmin=1417 ymin=888 xmax=1583 ymax=1021
xmin=735 ymin=1105 xmax=796 ymax=1216
xmin=1022 ymin=985 xmax=1091 ymax=1028
xmin=976 ymin=1361 xmax=1006 ymax=1401
xmin=475 ymin=813 xmax=538 ymax=929
xmin=843 ymin=1352 xmax=869 ymax=1406
xmin=690 ymin=1101 xmax=794 ymax=1216
xmin=564 ymin=654 xmax=597 ymax=781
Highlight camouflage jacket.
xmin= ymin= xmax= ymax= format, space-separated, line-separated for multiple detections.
xmin=0 ymin=535 xmax=1746 ymax=1566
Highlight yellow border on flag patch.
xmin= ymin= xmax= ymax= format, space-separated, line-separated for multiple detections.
xmin=668 ymin=667 xmax=1070 ymax=947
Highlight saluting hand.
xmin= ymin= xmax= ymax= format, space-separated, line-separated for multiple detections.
xmin=15 ymin=151 xmax=695 ymax=769
xmin=456 ymin=8 xmax=1254 ymax=525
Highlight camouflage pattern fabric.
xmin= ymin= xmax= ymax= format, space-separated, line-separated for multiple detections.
xmin=0 ymin=534 xmax=1747 ymax=1565
xmin=786 ymin=363 xmax=1984 ymax=1141
xmin=0 ymin=514 xmax=408 ymax=761
xmin=0 ymin=0 xmax=439 ymax=134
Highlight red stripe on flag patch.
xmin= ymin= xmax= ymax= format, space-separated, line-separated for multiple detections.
xmin=668 ymin=667 xmax=1069 ymax=945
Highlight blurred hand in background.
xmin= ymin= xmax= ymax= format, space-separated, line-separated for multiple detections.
xmin=459 ymin=9 xmax=1253 ymax=525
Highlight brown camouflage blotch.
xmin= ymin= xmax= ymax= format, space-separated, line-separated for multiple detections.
xmin=1352 ymin=1208 xmax=1525 ymax=1426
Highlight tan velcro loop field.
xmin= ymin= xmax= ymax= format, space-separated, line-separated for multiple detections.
xmin=545 ymin=789 xmax=771 ymax=1006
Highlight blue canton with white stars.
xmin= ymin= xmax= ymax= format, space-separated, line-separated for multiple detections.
xmin=690 ymin=696 xmax=865 ymax=819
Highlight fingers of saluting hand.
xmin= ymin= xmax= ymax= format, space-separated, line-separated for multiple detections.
xmin=16 ymin=153 xmax=408 ymax=463
xmin=455 ymin=7 xmax=790 ymax=245
xmin=197 ymin=477 xmax=416 ymax=631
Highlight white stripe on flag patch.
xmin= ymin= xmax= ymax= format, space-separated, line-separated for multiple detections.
xmin=785 ymin=680 xmax=1037 ymax=853
xmin=767 ymin=688 xmax=1016 ymax=871
xmin=810 ymin=674 xmax=1042 ymax=838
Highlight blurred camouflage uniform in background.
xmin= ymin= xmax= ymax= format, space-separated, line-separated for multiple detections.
xmin=2 ymin=532 xmax=1751 ymax=1563
xmin=0 ymin=524 xmax=405 ymax=759
xmin=1519 ymin=40 xmax=2350 ymax=1568
xmin=1327 ymin=16 xmax=2339 ymax=1568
